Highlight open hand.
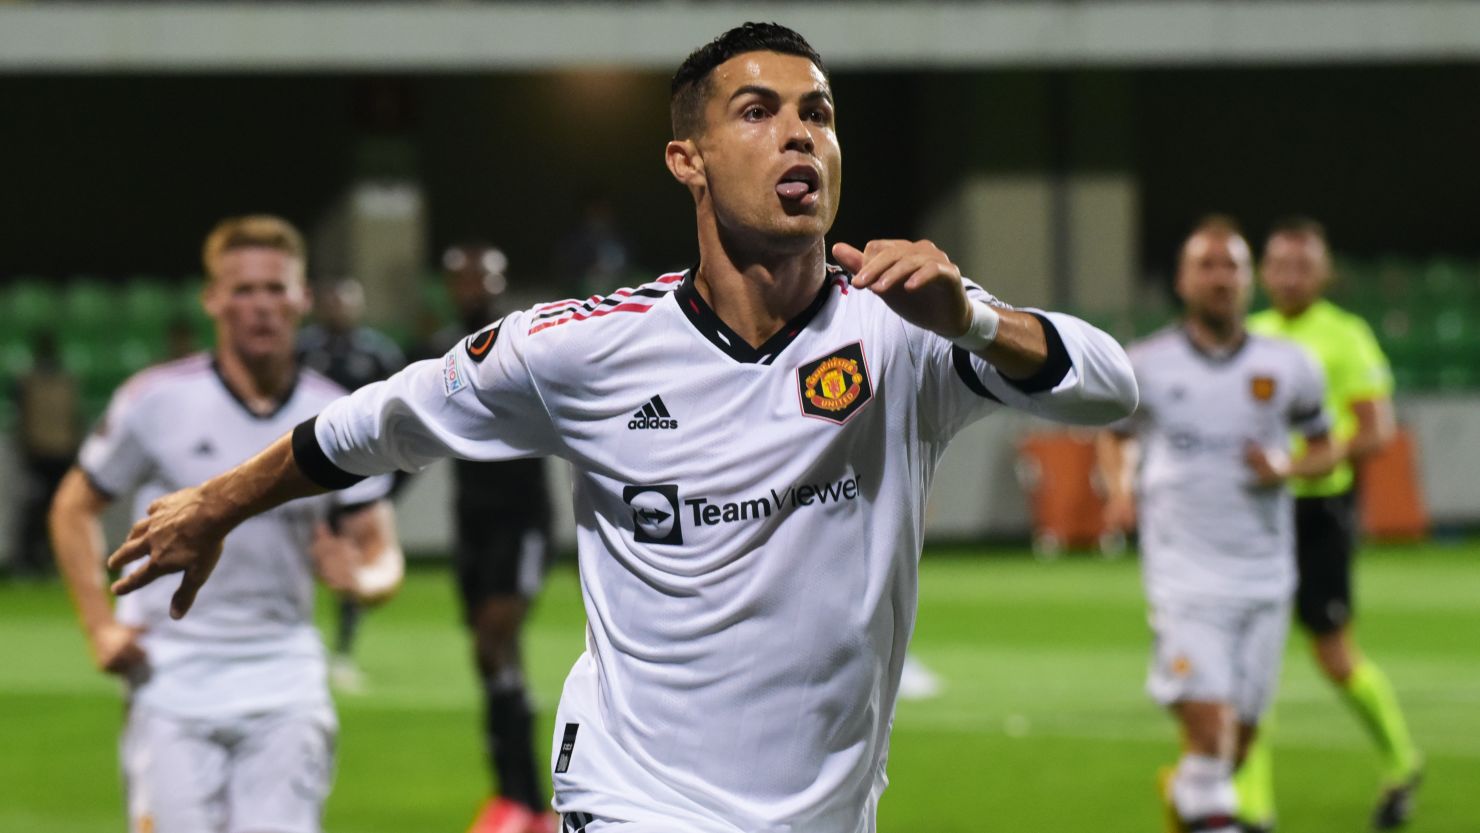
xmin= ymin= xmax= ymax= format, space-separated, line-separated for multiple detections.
xmin=833 ymin=240 xmax=972 ymax=339
xmin=107 ymin=486 xmax=228 ymax=619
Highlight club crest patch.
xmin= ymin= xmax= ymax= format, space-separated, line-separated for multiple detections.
xmin=1250 ymin=375 xmax=1277 ymax=402
xmin=796 ymin=341 xmax=873 ymax=424
xmin=464 ymin=320 xmax=502 ymax=364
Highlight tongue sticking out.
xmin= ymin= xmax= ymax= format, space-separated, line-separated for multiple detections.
xmin=776 ymin=181 xmax=811 ymax=199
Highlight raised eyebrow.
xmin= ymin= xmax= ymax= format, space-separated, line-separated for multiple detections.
xmin=729 ymin=84 xmax=780 ymax=105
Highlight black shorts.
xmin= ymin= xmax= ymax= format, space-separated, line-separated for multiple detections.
xmin=453 ymin=505 xmax=550 ymax=620
xmin=1293 ymin=491 xmax=1358 ymax=634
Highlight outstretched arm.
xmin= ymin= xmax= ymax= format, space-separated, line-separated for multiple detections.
xmin=108 ymin=433 xmax=325 ymax=618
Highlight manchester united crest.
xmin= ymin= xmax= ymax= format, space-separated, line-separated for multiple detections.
xmin=797 ymin=341 xmax=873 ymax=424
xmin=1250 ymin=375 xmax=1277 ymax=402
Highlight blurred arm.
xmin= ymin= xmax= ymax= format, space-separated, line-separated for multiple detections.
xmin=1346 ymin=397 xmax=1396 ymax=463
xmin=319 ymin=501 xmax=404 ymax=605
xmin=49 ymin=468 xmax=145 ymax=674
xmin=1096 ymin=431 xmax=1139 ymax=532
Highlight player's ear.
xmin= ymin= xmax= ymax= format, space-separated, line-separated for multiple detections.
xmin=665 ymin=139 xmax=705 ymax=190
xmin=201 ymin=276 xmax=223 ymax=319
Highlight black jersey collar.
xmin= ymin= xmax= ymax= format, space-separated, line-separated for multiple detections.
xmin=1180 ymin=324 xmax=1249 ymax=364
xmin=212 ymin=356 xmax=302 ymax=420
xmin=674 ymin=266 xmax=840 ymax=365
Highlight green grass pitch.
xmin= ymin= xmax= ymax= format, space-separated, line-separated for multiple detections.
xmin=2 ymin=542 xmax=1475 ymax=832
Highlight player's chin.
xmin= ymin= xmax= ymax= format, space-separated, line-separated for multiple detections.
xmin=770 ymin=205 xmax=831 ymax=238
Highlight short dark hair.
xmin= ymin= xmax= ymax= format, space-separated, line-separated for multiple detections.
xmin=1266 ymin=215 xmax=1328 ymax=248
xmin=1178 ymin=213 xmax=1246 ymax=264
xmin=670 ymin=22 xmax=828 ymax=139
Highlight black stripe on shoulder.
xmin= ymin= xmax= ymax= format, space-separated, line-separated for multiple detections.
xmin=1288 ymin=404 xmax=1323 ymax=424
xmin=292 ymin=416 xmax=367 ymax=490
xmin=1001 ymin=312 xmax=1072 ymax=394
xmin=80 ymin=468 xmax=117 ymax=501
xmin=952 ymin=346 xmax=1003 ymax=402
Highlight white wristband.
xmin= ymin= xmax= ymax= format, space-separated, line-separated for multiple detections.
xmin=950 ymin=299 xmax=1001 ymax=351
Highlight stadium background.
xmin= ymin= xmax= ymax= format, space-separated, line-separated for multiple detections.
xmin=2 ymin=2 xmax=1477 ymax=831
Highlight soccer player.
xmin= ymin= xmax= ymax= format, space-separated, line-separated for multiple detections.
xmin=424 ymin=244 xmax=557 ymax=833
xmin=49 ymin=215 xmax=404 ymax=833
xmin=104 ymin=24 xmax=1138 ymax=833
xmin=297 ymin=277 xmax=408 ymax=690
xmin=1098 ymin=217 xmax=1339 ymax=833
xmin=1238 ymin=218 xmax=1422 ymax=831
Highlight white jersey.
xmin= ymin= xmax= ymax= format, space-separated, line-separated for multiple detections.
xmin=300 ymin=267 xmax=1137 ymax=833
xmin=78 ymin=354 xmax=391 ymax=718
xmin=1114 ymin=328 xmax=1329 ymax=604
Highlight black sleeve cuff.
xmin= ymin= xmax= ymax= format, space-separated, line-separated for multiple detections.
xmin=1001 ymin=312 xmax=1072 ymax=394
xmin=951 ymin=312 xmax=1073 ymax=398
xmin=292 ymin=416 xmax=368 ymax=491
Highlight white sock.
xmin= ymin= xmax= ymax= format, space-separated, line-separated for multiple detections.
xmin=1171 ymin=753 xmax=1238 ymax=830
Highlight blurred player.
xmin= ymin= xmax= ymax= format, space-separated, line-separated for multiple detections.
xmin=49 ymin=215 xmax=404 ymax=833
xmin=297 ymin=277 xmax=408 ymax=690
xmin=1237 ymin=218 xmax=1422 ymax=831
xmin=425 ymin=244 xmax=556 ymax=833
xmin=1099 ymin=217 xmax=1338 ymax=833
xmin=103 ymin=24 xmax=1138 ymax=833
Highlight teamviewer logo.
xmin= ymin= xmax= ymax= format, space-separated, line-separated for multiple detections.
xmin=623 ymin=484 xmax=683 ymax=545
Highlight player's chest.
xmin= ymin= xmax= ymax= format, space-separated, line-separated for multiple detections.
xmin=557 ymin=337 xmax=899 ymax=481
xmin=147 ymin=405 xmax=313 ymax=490
xmin=1147 ymin=361 xmax=1293 ymax=432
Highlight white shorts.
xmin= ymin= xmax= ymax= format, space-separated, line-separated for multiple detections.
xmin=120 ymin=702 xmax=336 ymax=833
xmin=1146 ymin=596 xmax=1291 ymax=724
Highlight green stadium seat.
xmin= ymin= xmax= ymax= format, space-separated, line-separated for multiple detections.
xmin=4 ymin=277 xmax=62 ymax=339
xmin=1421 ymin=258 xmax=1478 ymax=305
xmin=0 ymin=335 xmax=33 ymax=378
xmin=62 ymin=278 xmax=118 ymax=327
xmin=122 ymin=279 xmax=181 ymax=332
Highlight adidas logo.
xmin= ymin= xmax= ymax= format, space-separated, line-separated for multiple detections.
xmin=628 ymin=395 xmax=678 ymax=430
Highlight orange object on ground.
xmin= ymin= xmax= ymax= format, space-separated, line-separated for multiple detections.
xmin=1358 ymin=427 xmax=1429 ymax=542
xmin=1017 ymin=431 xmax=1106 ymax=553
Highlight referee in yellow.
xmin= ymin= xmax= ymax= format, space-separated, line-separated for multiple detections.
xmin=1236 ymin=217 xmax=1423 ymax=832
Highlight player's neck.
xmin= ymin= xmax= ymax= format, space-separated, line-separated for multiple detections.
xmin=215 ymin=348 xmax=297 ymax=416
xmin=693 ymin=232 xmax=828 ymax=349
xmin=1184 ymin=315 xmax=1246 ymax=355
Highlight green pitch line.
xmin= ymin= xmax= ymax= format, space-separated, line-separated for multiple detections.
xmin=1 ymin=542 xmax=1476 ymax=833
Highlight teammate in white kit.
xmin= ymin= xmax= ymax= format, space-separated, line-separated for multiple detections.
xmin=104 ymin=25 xmax=1138 ymax=833
xmin=1098 ymin=217 xmax=1338 ymax=833
xmin=50 ymin=215 xmax=403 ymax=833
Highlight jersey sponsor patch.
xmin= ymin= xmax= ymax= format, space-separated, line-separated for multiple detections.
xmin=796 ymin=341 xmax=873 ymax=424
xmin=1250 ymin=375 xmax=1277 ymax=402
xmin=623 ymin=484 xmax=683 ymax=545
xmin=443 ymin=350 xmax=470 ymax=397
xmin=464 ymin=320 xmax=502 ymax=364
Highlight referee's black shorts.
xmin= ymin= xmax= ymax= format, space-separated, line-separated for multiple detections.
xmin=1293 ymin=490 xmax=1359 ymax=634
xmin=453 ymin=503 xmax=551 ymax=621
